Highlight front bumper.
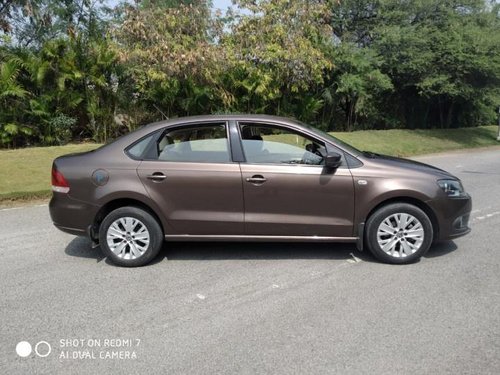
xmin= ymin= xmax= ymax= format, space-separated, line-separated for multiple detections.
xmin=427 ymin=193 xmax=472 ymax=241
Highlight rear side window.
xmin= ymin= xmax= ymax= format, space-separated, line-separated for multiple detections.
xmin=156 ymin=123 xmax=230 ymax=163
xmin=126 ymin=134 xmax=156 ymax=159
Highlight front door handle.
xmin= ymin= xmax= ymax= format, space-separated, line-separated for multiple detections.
xmin=147 ymin=172 xmax=166 ymax=182
xmin=246 ymin=175 xmax=267 ymax=184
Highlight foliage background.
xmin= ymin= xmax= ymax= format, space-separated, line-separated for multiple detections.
xmin=0 ymin=0 xmax=499 ymax=148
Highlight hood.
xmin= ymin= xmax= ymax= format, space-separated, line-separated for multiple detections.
xmin=362 ymin=152 xmax=457 ymax=180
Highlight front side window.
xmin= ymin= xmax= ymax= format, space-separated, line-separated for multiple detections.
xmin=156 ymin=123 xmax=230 ymax=163
xmin=239 ymin=123 xmax=326 ymax=165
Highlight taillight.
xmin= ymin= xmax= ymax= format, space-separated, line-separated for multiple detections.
xmin=51 ymin=166 xmax=70 ymax=193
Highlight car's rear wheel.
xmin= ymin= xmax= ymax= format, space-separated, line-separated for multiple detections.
xmin=99 ymin=206 xmax=163 ymax=267
xmin=365 ymin=203 xmax=433 ymax=264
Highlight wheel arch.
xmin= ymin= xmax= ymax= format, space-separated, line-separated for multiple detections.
xmin=91 ymin=198 xmax=166 ymax=241
xmin=364 ymin=197 xmax=440 ymax=241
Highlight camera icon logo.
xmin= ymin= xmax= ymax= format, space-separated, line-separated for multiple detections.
xmin=16 ymin=341 xmax=51 ymax=358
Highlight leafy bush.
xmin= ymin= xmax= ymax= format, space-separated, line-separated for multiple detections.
xmin=44 ymin=114 xmax=77 ymax=145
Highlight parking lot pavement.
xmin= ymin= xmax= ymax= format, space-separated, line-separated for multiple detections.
xmin=1 ymin=147 xmax=499 ymax=375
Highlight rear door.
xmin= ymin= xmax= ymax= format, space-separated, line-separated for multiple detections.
xmin=238 ymin=122 xmax=355 ymax=237
xmin=137 ymin=122 xmax=244 ymax=235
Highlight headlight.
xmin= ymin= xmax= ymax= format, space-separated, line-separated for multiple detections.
xmin=437 ymin=179 xmax=466 ymax=198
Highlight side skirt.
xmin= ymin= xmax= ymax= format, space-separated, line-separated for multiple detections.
xmin=164 ymin=234 xmax=358 ymax=243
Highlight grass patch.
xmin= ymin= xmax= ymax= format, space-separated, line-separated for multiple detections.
xmin=0 ymin=143 xmax=100 ymax=202
xmin=332 ymin=125 xmax=499 ymax=157
xmin=0 ymin=190 xmax=52 ymax=203
xmin=0 ymin=126 xmax=498 ymax=203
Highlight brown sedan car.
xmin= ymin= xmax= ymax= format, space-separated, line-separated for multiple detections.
xmin=49 ymin=115 xmax=471 ymax=266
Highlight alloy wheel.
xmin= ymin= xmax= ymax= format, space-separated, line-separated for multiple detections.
xmin=106 ymin=217 xmax=150 ymax=260
xmin=376 ymin=213 xmax=424 ymax=258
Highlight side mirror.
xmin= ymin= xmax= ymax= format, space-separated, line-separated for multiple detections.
xmin=324 ymin=152 xmax=342 ymax=169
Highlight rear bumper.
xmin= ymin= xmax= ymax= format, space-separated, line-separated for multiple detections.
xmin=49 ymin=193 xmax=100 ymax=237
xmin=427 ymin=194 xmax=472 ymax=241
xmin=53 ymin=224 xmax=87 ymax=236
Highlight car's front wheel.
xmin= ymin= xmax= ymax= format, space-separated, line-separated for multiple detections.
xmin=365 ymin=203 xmax=433 ymax=264
xmin=99 ymin=206 xmax=163 ymax=267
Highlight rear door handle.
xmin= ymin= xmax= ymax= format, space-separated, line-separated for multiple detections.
xmin=147 ymin=172 xmax=166 ymax=182
xmin=246 ymin=175 xmax=267 ymax=184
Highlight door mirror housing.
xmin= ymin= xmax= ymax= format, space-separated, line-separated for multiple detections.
xmin=324 ymin=152 xmax=342 ymax=169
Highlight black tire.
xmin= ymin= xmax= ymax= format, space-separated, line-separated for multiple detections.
xmin=365 ymin=203 xmax=433 ymax=264
xmin=99 ymin=206 xmax=163 ymax=267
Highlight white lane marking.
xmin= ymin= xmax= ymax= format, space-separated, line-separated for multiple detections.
xmin=0 ymin=204 xmax=47 ymax=212
xmin=171 ymin=259 xmax=360 ymax=317
xmin=473 ymin=211 xmax=500 ymax=222
xmin=196 ymin=294 xmax=206 ymax=300
xmin=272 ymin=284 xmax=280 ymax=289
xmin=347 ymin=253 xmax=362 ymax=263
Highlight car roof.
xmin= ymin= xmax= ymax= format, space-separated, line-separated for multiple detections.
xmin=144 ymin=114 xmax=302 ymax=131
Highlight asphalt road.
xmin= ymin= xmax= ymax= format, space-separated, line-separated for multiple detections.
xmin=1 ymin=147 xmax=500 ymax=375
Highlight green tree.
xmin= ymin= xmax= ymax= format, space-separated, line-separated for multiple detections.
xmin=0 ymin=54 xmax=33 ymax=147
xmin=114 ymin=1 xmax=221 ymax=122
xmin=323 ymin=43 xmax=392 ymax=131
xmin=373 ymin=0 xmax=500 ymax=128
xmin=221 ymin=0 xmax=333 ymax=120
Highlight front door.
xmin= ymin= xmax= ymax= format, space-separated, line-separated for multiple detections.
xmin=137 ymin=122 xmax=244 ymax=235
xmin=238 ymin=122 xmax=355 ymax=237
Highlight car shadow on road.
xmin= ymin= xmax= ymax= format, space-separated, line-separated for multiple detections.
xmin=65 ymin=236 xmax=106 ymax=262
xmin=164 ymin=241 xmax=373 ymax=262
xmin=64 ymin=237 xmax=373 ymax=264
xmin=64 ymin=236 xmax=168 ymax=266
xmin=424 ymin=241 xmax=458 ymax=258
xmin=64 ymin=237 xmax=459 ymax=264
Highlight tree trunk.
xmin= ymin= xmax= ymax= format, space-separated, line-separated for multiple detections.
xmin=350 ymin=98 xmax=357 ymax=131
xmin=346 ymin=98 xmax=356 ymax=132
xmin=438 ymin=97 xmax=444 ymax=129
xmin=446 ymin=101 xmax=454 ymax=128
xmin=422 ymin=103 xmax=430 ymax=129
xmin=345 ymin=98 xmax=351 ymax=131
